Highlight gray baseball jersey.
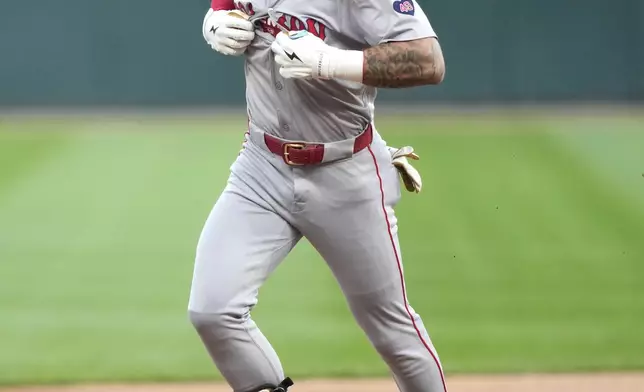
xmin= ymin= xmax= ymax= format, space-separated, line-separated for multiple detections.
xmin=240 ymin=0 xmax=436 ymax=142
xmin=189 ymin=1 xmax=447 ymax=392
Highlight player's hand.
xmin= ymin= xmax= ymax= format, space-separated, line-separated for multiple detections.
xmin=270 ymin=31 xmax=338 ymax=79
xmin=388 ymin=146 xmax=423 ymax=193
xmin=202 ymin=9 xmax=255 ymax=56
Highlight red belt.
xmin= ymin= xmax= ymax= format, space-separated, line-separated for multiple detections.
xmin=263 ymin=124 xmax=373 ymax=166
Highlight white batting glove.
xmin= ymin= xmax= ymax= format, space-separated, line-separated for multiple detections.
xmin=270 ymin=31 xmax=363 ymax=82
xmin=388 ymin=146 xmax=423 ymax=193
xmin=202 ymin=9 xmax=255 ymax=56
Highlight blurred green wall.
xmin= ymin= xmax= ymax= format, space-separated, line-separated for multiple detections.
xmin=1 ymin=0 xmax=642 ymax=106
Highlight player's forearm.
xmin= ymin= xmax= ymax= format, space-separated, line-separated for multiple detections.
xmin=272 ymin=32 xmax=445 ymax=87
xmin=362 ymin=38 xmax=445 ymax=88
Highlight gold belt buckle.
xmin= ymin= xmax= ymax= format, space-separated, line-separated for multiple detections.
xmin=282 ymin=143 xmax=306 ymax=166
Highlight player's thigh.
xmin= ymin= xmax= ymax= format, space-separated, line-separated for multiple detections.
xmin=188 ymin=180 xmax=301 ymax=315
xmin=301 ymin=137 xmax=404 ymax=297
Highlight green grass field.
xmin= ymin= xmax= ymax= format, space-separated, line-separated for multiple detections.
xmin=1 ymin=112 xmax=643 ymax=385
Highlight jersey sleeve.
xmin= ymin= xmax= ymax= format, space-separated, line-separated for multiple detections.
xmin=211 ymin=0 xmax=234 ymax=11
xmin=349 ymin=0 xmax=436 ymax=46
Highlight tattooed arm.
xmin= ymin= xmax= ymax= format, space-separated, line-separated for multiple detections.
xmin=271 ymin=32 xmax=444 ymax=87
xmin=362 ymin=38 xmax=445 ymax=88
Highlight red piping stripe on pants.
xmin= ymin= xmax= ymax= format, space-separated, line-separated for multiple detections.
xmin=367 ymin=146 xmax=448 ymax=392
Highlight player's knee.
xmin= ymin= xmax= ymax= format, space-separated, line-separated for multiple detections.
xmin=371 ymin=335 xmax=405 ymax=358
xmin=188 ymin=309 xmax=250 ymax=337
xmin=188 ymin=309 xmax=208 ymax=327
xmin=188 ymin=309 xmax=228 ymax=334
xmin=373 ymin=338 xmax=433 ymax=377
xmin=189 ymin=309 xmax=233 ymax=343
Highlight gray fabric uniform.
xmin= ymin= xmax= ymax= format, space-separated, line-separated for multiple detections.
xmin=188 ymin=1 xmax=447 ymax=391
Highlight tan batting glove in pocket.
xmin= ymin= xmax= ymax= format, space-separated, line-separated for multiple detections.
xmin=388 ymin=146 xmax=423 ymax=193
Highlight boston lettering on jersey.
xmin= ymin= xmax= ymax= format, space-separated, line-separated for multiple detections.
xmin=233 ymin=1 xmax=327 ymax=40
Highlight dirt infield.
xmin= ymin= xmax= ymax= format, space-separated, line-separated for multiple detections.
xmin=3 ymin=374 xmax=644 ymax=392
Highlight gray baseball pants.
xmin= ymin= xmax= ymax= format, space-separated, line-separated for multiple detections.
xmin=188 ymin=128 xmax=447 ymax=392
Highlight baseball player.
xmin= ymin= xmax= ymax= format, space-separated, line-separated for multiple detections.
xmin=189 ymin=0 xmax=446 ymax=391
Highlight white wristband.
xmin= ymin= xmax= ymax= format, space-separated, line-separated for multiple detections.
xmin=322 ymin=49 xmax=364 ymax=83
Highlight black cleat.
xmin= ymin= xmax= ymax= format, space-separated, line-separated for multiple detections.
xmin=272 ymin=377 xmax=294 ymax=392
